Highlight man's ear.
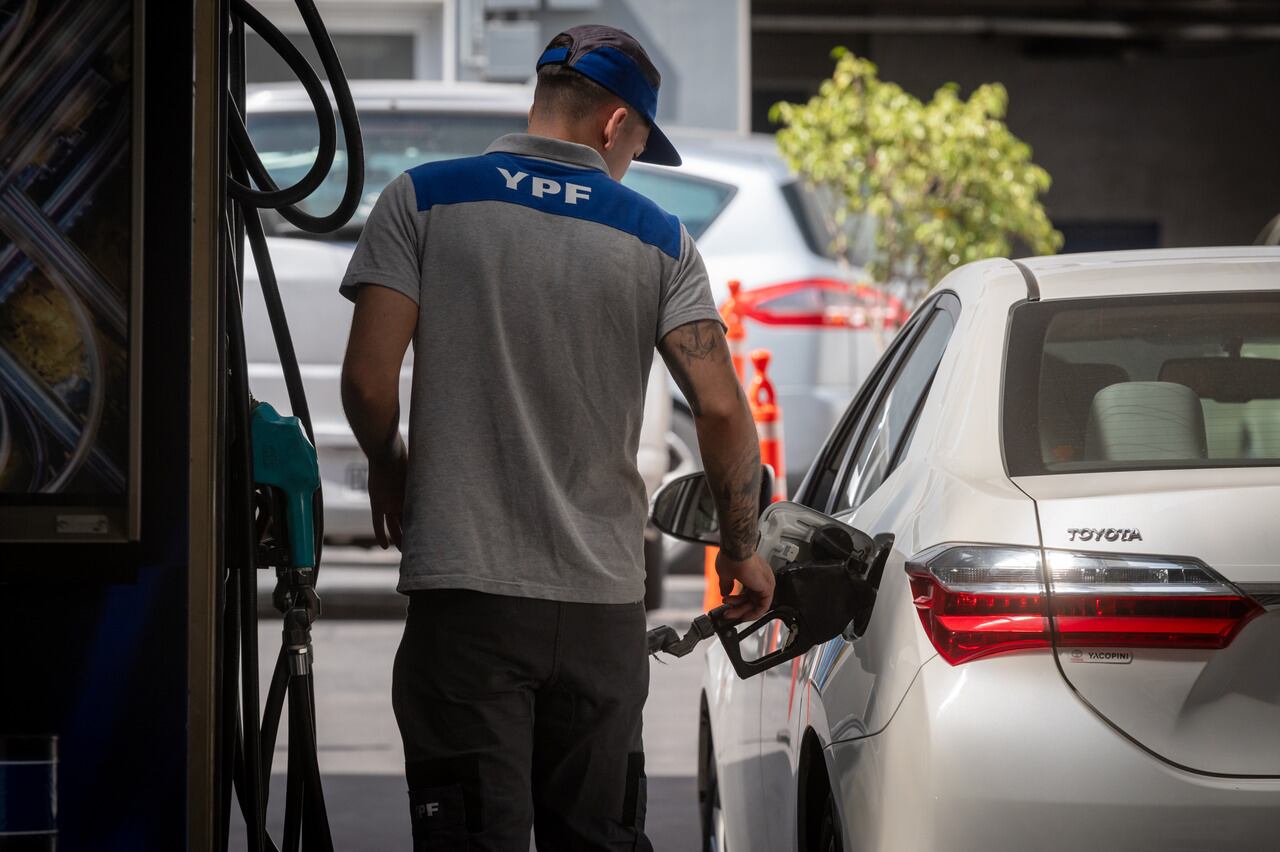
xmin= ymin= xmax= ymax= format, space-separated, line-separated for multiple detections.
xmin=601 ymin=105 xmax=630 ymax=151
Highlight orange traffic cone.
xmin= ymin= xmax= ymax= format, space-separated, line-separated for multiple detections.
xmin=703 ymin=546 xmax=723 ymax=613
xmin=720 ymin=279 xmax=747 ymax=384
xmin=749 ymin=349 xmax=787 ymax=502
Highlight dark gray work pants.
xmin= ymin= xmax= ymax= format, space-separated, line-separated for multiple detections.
xmin=392 ymin=589 xmax=653 ymax=852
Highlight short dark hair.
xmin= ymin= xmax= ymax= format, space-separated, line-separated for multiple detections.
xmin=532 ymin=32 xmax=658 ymax=123
xmin=534 ymin=63 xmax=620 ymax=122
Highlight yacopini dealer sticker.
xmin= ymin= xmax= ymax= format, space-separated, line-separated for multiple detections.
xmin=1067 ymin=649 xmax=1133 ymax=664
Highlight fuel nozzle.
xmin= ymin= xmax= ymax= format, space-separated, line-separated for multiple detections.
xmin=646 ymin=521 xmax=887 ymax=680
xmin=647 ymin=609 xmax=723 ymax=658
xmin=250 ymin=401 xmax=323 ymax=675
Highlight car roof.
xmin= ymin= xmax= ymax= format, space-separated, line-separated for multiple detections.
xmin=935 ymin=247 xmax=1280 ymax=311
xmin=245 ymin=81 xmax=795 ymax=181
xmin=1018 ymin=245 xmax=1280 ymax=273
xmin=245 ymin=79 xmax=537 ymax=114
xmin=663 ymin=131 xmax=793 ymax=181
xmin=1017 ymin=246 xmax=1280 ymax=300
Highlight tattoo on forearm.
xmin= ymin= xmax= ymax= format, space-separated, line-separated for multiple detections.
xmin=716 ymin=446 xmax=762 ymax=560
xmin=659 ymin=320 xmax=759 ymax=557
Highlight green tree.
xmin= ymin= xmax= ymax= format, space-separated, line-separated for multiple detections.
xmin=770 ymin=49 xmax=1063 ymax=301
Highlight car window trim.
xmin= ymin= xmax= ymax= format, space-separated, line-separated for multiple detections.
xmin=826 ymin=292 xmax=960 ymax=515
xmin=793 ymin=292 xmax=940 ymax=511
xmin=885 ymin=368 xmax=939 ymax=475
xmin=793 ymin=301 xmax=930 ymax=508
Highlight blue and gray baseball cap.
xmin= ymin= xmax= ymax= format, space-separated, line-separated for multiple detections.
xmin=536 ymin=25 xmax=681 ymax=167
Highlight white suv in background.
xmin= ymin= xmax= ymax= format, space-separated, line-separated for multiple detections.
xmin=697 ymin=247 xmax=1280 ymax=852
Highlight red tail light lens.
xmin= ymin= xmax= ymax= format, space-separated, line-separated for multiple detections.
xmin=907 ymin=546 xmax=1050 ymax=665
xmin=1045 ymin=551 xmax=1264 ymax=649
xmin=730 ymin=279 xmax=906 ymax=330
xmin=908 ymin=546 xmax=1264 ymax=665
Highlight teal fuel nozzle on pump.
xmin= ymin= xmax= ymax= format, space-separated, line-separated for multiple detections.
xmin=250 ymin=402 xmax=320 ymax=570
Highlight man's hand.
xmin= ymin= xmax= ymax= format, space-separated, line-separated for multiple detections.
xmin=368 ymin=436 xmax=408 ymax=550
xmin=716 ymin=551 xmax=774 ymax=621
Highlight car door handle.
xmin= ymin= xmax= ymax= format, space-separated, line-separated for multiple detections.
xmin=776 ymin=731 xmax=791 ymax=745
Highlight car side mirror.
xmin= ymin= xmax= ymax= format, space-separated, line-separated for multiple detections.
xmin=648 ymin=465 xmax=775 ymax=546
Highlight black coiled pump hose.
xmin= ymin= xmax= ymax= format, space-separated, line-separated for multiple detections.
xmin=219 ymin=2 xmax=364 ymax=851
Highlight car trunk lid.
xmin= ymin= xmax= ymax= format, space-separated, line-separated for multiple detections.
xmin=1015 ymin=468 xmax=1280 ymax=777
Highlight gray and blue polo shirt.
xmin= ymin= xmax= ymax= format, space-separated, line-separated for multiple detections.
xmin=340 ymin=133 xmax=721 ymax=604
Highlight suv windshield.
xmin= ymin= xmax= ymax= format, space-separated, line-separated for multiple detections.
xmin=1003 ymin=293 xmax=1280 ymax=475
xmin=246 ymin=109 xmax=734 ymax=240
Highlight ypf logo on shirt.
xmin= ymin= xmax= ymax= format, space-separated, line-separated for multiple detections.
xmin=498 ymin=167 xmax=592 ymax=204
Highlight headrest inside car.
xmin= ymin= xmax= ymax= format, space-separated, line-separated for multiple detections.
xmin=1158 ymin=356 xmax=1280 ymax=404
xmin=1038 ymin=355 xmax=1130 ymax=462
xmin=1084 ymin=381 xmax=1207 ymax=462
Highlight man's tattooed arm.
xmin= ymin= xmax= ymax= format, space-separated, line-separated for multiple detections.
xmin=714 ymin=444 xmax=763 ymax=560
xmin=658 ymin=320 xmax=762 ymax=560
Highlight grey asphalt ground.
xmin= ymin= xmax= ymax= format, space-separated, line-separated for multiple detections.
xmin=232 ymin=550 xmax=709 ymax=851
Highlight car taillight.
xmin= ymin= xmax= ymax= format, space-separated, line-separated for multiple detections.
xmin=907 ymin=546 xmax=1051 ymax=665
xmin=1045 ymin=551 xmax=1263 ymax=649
xmin=731 ymin=278 xmax=905 ymax=330
xmin=907 ymin=546 xmax=1264 ymax=665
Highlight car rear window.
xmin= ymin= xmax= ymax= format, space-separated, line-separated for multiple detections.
xmin=1003 ymin=293 xmax=1280 ymax=475
xmin=781 ymin=180 xmax=874 ymax=266
xmin=247 ymin=110 xmax=528 ymax=237
xmin=621 ymin=170 xmax=733 ymax=240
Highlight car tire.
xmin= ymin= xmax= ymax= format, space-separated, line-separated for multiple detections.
xmin=816 ymin=787 xmax=843 ymax=852
xmin=699 ymin=701 xmax=728 ymax=852
xmin=643 ymin=525 xmax=665 ymax=611
xmin=700 ymin=750 xmax=727 ymax=852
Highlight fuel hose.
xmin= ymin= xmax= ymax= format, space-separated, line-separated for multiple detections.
xmin=219 ymin=1 xmax=364 ymax=850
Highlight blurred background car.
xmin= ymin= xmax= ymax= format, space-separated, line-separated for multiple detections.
xmin=242 ymin=80 xmax=897 ymax=598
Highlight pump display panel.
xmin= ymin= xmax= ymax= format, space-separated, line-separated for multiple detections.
xmin=0 ymin=0 xmax=142 ymax=542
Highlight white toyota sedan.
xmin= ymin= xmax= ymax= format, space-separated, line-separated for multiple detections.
xmin=698 ymin=247 xmax=1280 ymax=851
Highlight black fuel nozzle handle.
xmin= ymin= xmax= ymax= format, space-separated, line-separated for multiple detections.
xmin=710 ymin=555 xmax=878 ymax=680
xmin=708 ymin=603 xmax=804 ymax=680
xmin=646 ymin=522 xmax=882 ymax=675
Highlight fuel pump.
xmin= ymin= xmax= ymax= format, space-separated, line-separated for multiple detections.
xmin=217 ymin=1 xmax=365 ymax=850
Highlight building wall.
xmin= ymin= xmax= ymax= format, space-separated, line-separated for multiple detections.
xmin=459 ymin=0 xmax=749 ymax=131
xmin=246 ymin=0 xmax=747 ymax=131
xmin=247 ymin=0 xmax=446 ymax=82
xmin=754 ymin=29 xmax=1280 ymax=250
